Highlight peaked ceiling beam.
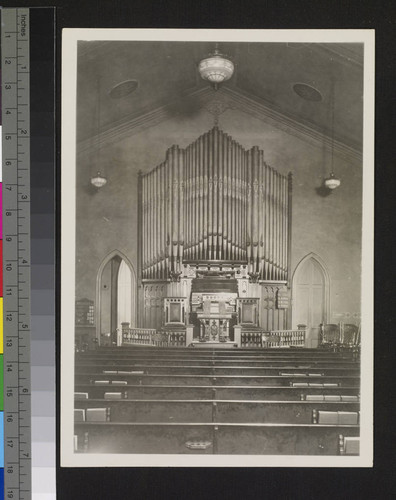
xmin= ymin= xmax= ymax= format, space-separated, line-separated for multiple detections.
xmin=77 ymin=84 xmax=362 ymax=164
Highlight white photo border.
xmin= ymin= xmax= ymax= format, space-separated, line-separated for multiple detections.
xmin=61 ymin=28 xmax=374 ymax=467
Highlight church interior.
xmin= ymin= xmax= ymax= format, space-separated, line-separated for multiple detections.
xmin=73 ymin=39 xmax=363 ymax=457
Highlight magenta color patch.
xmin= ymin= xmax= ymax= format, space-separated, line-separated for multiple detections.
xmin=0 ymin=183 xmax=2 ymax=238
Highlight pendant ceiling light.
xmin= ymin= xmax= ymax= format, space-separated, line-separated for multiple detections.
xmin=324 ymin=78 xmax=341 ymax=191
xmin=324 ymin=172 xmax=341 ymax=190
xmin=91 ymin=171 xmax=107 ymax=188
xmin=198 ymin=44 xmax=234 ymax=90
xmin=91 ymin=77 xmax=107 ymax=189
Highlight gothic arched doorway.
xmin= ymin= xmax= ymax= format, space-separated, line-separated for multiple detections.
xmin=292 ymin=253 xmax=330 ymax=348
xmin=96 ymin=250 xmax=136 ymax=345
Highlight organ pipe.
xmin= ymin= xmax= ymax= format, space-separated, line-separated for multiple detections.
xmin=178 ymin=148 xmax=184 ymax=269
xmin=142 ymin=174 xmax=146 ymax=278
xmin=275 ymin=171 xmax=279 ymax=280
xmin=258 ymin=151 xmax=263 ymax=274
xmin=140 ymin=127 xmax=291 ymax=282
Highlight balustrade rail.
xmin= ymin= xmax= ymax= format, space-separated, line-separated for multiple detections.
xmin=122 ymin=328 xmax=186 ymax=347
xmin=241 ymin=329 xmax=306 ymax=348
xmin=240 ymin=331 xmax=263 ymax=348
xmin=274 ymin=329 xmax=306 ymax=347
xmin=122 ymin=327 xmax=303 ymax=349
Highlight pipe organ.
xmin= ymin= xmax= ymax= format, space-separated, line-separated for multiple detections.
xmin=140 ymin=126 xmax=291 ymax=281
xmin=138 ymin=127 xmax=292 ymax=334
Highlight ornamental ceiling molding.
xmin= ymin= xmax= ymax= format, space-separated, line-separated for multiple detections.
xmin=77 ymin=85 xmax=361 ymax=164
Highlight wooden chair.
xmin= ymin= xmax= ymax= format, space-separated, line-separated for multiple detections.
xmin=320 ymin=324 xmax=340 ymax=347
xmin=340 ymin=323 xmax=360 ymax=346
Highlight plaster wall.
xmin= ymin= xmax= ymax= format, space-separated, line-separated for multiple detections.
xmin=75 ymin=107 xmax=362 ymax=329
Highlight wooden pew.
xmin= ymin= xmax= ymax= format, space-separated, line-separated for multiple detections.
xmin=74 ymin=363 xmax=359 ymax=377
xmin=74 ymin=345 xmax=360 ymax=456
xmin=312 ymin=409 xmax=360 ymax=425
xmin=74 ymin=422 xmax=359 ymax=455
xmin=339 ymin=434 xmax=360 ymax=455
xmin=74 ymin=407 xmax=110 ymax=422
xmin=77 ymin=351 xmax=357 ymax=362
xmin=77 ymin=356 xmax=358 ymax=368
xmin=85 ymin=345 xmax=355 ymax=354
xmin=74 ymin=383 xmax=360 ymax=401
xmin=74 ymin=372 xmax=361 ymax=387
xmin=74 ymin=398 xmax=360 ymax=424
xmin=77 ymin=352 xmax=357 ymax=363
xmin=302 ymin=394 xmax=359 ymax=402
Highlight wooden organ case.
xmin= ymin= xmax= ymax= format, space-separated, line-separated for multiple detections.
xmin=138 ymin=127 xmax=292 ymax=341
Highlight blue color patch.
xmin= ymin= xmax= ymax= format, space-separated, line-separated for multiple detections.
xmin=0 ymin=467 xmax=3 ymax=499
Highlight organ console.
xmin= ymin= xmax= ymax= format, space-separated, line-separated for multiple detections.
xmin=138 ymin=126 xmax=292 ymax=335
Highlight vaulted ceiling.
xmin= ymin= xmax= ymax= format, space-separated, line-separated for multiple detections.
xmin=76 ymin=40 xmax=363 ymax=155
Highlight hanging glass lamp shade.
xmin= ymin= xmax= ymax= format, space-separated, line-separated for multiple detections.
xmin=198 ymin=48 xmax=234 ymax=87
xmin=324 ymin=172 xmax=341 ymax=190
xmin=91 ymin=171 xmax=107 ymax=188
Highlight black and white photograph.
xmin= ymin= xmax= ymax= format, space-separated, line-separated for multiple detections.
xmin=61 ymin=29 xmax=374 ymax=467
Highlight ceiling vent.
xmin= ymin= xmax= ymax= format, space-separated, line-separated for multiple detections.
xmin=293 ymin=83 xmax=322 ymax=102
xmin=109 ymin=80 xmax=139 ymax=99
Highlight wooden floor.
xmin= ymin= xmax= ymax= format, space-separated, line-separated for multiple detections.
xmin=74 ymin=346 xmax=360 ymax=455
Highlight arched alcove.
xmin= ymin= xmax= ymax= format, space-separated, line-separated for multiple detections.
xmin=95 ymin=250 xmax=137 ymax=344
xmin=292 ymin=253 xmax=330 ymax=347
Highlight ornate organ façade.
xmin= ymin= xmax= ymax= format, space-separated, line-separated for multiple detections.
xmin=138 ymin=127 xmax=292 ymax=337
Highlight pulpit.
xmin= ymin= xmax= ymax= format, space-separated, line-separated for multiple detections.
xmin=197 ymin=299 xmax=233 ymax=342
xmin=192 ymin=289 xmax=237 ymax=343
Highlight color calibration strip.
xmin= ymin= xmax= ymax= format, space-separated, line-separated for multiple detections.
xmin=28 ymin=8 xmax=55 ymax=500
xmin=2 ymin=8 xmax=56 ymax=500
xmin=2 ymin=8 xmax=32 ymax=500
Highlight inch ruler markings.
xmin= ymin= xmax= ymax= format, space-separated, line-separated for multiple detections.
xmin=2 ymin=8 xmax=32 ymax=500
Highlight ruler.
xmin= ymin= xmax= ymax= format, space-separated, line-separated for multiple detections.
xmin=2 ymin=8 xmax=32 ymax=500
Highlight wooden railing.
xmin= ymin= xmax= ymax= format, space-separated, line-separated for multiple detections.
xmin=241 ymin=329 xmax=306 ymax=348
xmin=273 ymin=329 xmax=306 ymax=347
xmin=122 ymin=328 xmax=186 ymax=347
xmin=161 ymin=330 xmax=187 ymax=347
xmin=240 ymin=331 xmax=264 ymax=348
xmin=122 ymin=327 xmax=303 ymax=349
xmin=122 ymin=328 xmax=156 ymax=345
